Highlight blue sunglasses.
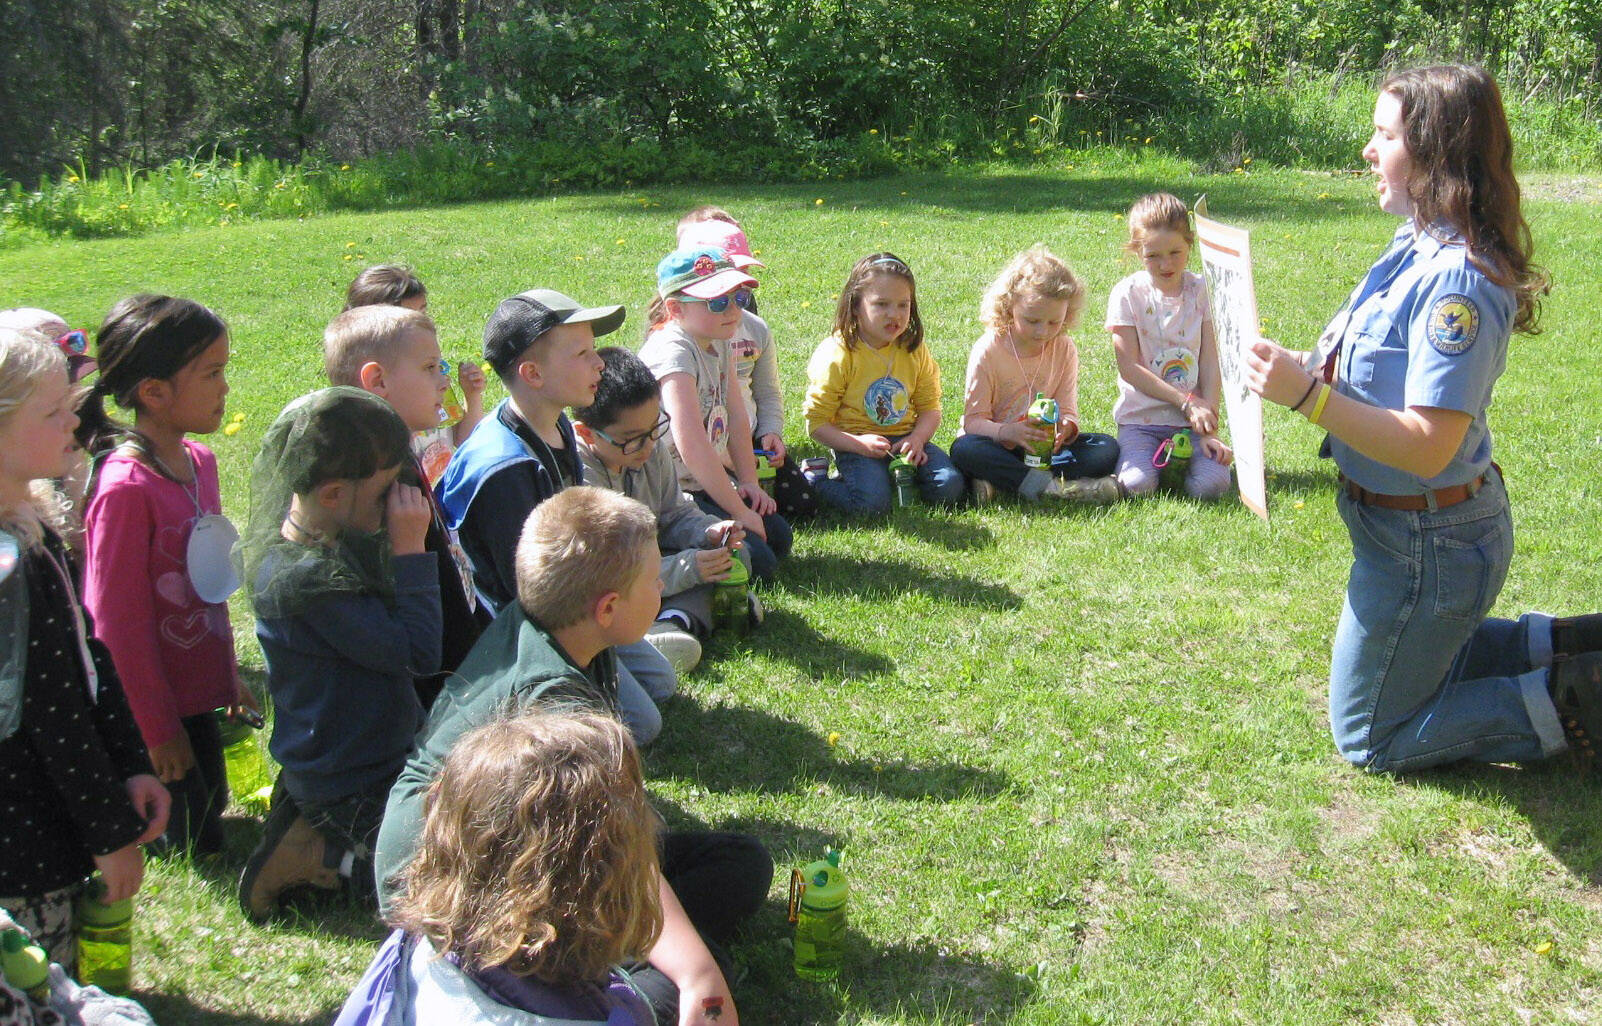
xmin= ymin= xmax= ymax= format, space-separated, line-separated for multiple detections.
xmin=679 ymin=288 xmax=755 ymax=314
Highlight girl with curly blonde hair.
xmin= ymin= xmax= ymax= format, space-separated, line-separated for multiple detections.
xmin=951 ymin=245 xmax=1120 ymax=502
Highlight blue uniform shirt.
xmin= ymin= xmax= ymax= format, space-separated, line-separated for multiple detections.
xmin=1328 ymin=222 xmax=1514 ymax=493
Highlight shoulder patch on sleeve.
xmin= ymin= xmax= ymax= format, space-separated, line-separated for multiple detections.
xmin=1426 ymin=294 xmax=1479 ymax=355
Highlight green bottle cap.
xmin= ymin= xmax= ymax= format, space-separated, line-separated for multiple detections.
xmin=1 ymin=929 xmax=24 ymax=954
xmin=77 ymin=880 xmax=132 ymax=924
xmin=722 ymin=557 xmax=749 ymax=586
xmin=798 ymin=849 xmax=849 ymax=910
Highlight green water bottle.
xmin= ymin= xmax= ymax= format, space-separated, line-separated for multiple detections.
xmin=1023 ymin=393 xmax=1058 ymax=469
xmin=216 ymin=709 xmax=271 ymax=805
xmin=754 ymin=451 xmax=777 ymax=498
xmin=75 ymin=878 xmax=132 ymax=995
xmin=789 ymin=849 xmax=849 ymax=981
xmin=1 ymin=929 xmax=50 ymax=1004
xmin=1156 ymin=429 xmax=1193 ymax=494
xmin=711 ymin=557 xmax=750 ymax=635
xmin=890 ymin=454 xmax=917 ymax=507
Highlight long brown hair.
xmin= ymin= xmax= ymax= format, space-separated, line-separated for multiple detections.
xmin=832 ymin=252 xmax=924 ymax=352
xmin=390 ymin=708 xmax=663 ymax=983
xmin=1383 ymin=64 xmax=1547 ymax=333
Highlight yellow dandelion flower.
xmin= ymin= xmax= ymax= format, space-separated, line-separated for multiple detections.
xmin=801 ymin=301 xmax=812 ymax=308
xmin=868 ymin=128 xmax=878 ymax=135
xmin=485 ymin=161 xmax=495 ymax=168
xmin=1243 ymin=157 xmax=1252 ymax=165
xmin=231 ymin=412 xmax=246 ymax=424
xmin=118 ymin=203 xmax=130 ymax=210
xmin=616 ymin=238 xmax=626 ymax=245
xmin=339 ymin=164 xmax=351 ymax=171
xmin=1293 ymin=500 xmax=1305 ymax=510
xmin=1114 ymin=213 xmax=1124 ymax=220
xmin=193 ymin=171 xmax=205 ymax=178
xmin=1144 ymin=137 xmax=1153 ymax=144
xmin=67 ymin=175 xmax=80 ymax=183
xmin=827 ymin=731 xmax=841 ymax=747
xmin=1317 ymin=192 xmax=1331 ymax=199
xmin=343 ymin=254 xmax=353 ymax=261
xmin=345 ymin=241 xmax=356 ymax=248
xmin=1030 ymin=115 xmax=1041 ymax=123
xmin=223 ymin=422 xmax=243 ymax=437
xmin=814 ymin=198 xmax=824 ymax=206
xmin=1535 ymin=941 xmax=1554 ymax=955
xmin=232 ymin=161 xmax=242 ymax=168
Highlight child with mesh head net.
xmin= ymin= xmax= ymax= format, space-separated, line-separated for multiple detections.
xmin=235 ymin=387 xmax=442 ymax=922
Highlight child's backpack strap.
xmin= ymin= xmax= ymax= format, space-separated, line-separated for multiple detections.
xmin=0 ymin=530 xmax=29 ymax=743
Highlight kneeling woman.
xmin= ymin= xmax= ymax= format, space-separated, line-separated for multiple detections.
xmin=1246 ymin=64 xmax=1599 ymax=772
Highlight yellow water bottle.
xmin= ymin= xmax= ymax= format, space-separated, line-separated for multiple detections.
xmin=789 ymin=848 xmax=849 ymax=981
xmin=1 ymin=928 xmax=50 ymax=1004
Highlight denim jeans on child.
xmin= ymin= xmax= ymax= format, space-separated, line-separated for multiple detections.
xmin=817 ymin=445 xmax=966 ymax=514
xmin=950 ymin=433 xmax=1119 ymax=493
xmin=1115 ymin=423 xmax=1232 ymax=499
xmin=689 ymin=493 xmax=791 ymax=582
xmin=1329 ymin=471 xmax=1569 ymax=772
xmin=614 ymin=638 xmax=677 ymax=747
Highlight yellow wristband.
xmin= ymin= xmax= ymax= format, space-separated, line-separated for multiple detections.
xmin=1308 ymin=383 xmax=1332 ymax=426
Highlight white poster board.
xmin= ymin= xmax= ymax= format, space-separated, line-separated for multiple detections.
xmin=1194 ymin=196 xmax=1268 ymax=521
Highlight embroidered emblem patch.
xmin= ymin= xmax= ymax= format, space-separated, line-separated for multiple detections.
xmin=1427 ymin=294 xmax=1479 ymax=355
xmin=692 ymin=254 xmax=716 ymax=276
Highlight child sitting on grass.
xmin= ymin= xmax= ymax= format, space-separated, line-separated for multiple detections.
xmin=573 ymin=348 xmax=754 ymax=674
xmin=338 ymin=710 xmax=667 ymax=1025
xmin=435 ymin=287 xmax=677 ymax=746
xmin=344 ymin=264 xmax=488 ymax=483
xmin=236 ymin=387 xmax=441 ymax=922
xmin=374 ymin=488 xmax=771 ymax=1025
xmin=641 ymin=247 xmax=792 ymax=581
xmin=323 ymin=304 xmax=485 ymax=708
xmin=803 ymin=252 xmax=966 ymax=513
xmin=951 ymin=245 xmax=1121 ymax=503
xmin=676 ymin=208 xmax=818 ymax=520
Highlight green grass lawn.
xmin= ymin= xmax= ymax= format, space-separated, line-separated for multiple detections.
xmin=5 ymin=157 xmax=1601 ymax=1025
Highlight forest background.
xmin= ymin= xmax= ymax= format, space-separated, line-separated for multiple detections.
xmin=4 ymin=0 xmax=1602 ymax=245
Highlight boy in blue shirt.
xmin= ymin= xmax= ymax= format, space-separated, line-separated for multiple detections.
xmin=436 ymin=289 xmax=678 ymax=745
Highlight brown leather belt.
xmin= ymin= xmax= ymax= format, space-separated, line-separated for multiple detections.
xmin=1339 ymin=473 xmax=1487 ymax=511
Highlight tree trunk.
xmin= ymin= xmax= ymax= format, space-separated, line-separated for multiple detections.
xmin=294 ymin=0 xmax=321 ymax=157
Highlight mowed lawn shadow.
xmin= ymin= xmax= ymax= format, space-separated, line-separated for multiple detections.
xmin=1404 ymin=760 xmax=1602 ymax=885
xmin=782 ymin=552 xmax=1021 ymax=610
xmin=136 ymin=996 xmax=347 ymax=1026
xmin=651 ymin=695 xmax=1012 ymax=802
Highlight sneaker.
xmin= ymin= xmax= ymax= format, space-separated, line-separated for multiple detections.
xmin=971 ymin=479 xmax=997 ymax=506
xmin=1549 ymin=652 xmax=1602 ymax=758
xmin=747 ymin=591 xmax=765 ymax=628
xmin=801 ymin=456 xmax=831 ymax=486
xmin=1046 ymin=476 xmax=1121 ymax=504
xmin=238 ymin=807 xmax=339 ymax=922
xmin=646 ymin=620 xmax=702 ymax=675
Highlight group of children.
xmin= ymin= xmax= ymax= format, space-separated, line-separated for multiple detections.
xmin=0 ymin=191 xmax=1235 ymax=1024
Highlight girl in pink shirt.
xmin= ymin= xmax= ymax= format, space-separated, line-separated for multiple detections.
xmin=77 ymin=295 xmax=256 ymax=855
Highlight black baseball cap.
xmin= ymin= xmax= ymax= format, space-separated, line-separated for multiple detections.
xmin=483 ymin=288 xmax=625 ymax=375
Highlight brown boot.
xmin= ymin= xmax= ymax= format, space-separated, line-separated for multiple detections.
xmin=238 ymin=810 xmax=340 ymax=922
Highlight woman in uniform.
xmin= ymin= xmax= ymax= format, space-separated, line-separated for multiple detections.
xmin=1244 ymin=64 xmax=1600 ymax=773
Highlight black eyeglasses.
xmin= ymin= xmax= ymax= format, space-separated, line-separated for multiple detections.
xmin=679 ymin=288 xmax=755 ymax=314
xmin=594 ymin=413 xmax=671 ymax=455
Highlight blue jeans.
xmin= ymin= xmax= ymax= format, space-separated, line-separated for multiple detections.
xmin=615 ymin=638 xmax=677 ymax=746
xmin=950 ymin=432 xmax=1119 ymax=492
xmin=690 ymin=492 xmax=790 ymax=583
xmin=1330 ymin=471 xmax=1568 ymax=772
xmin=816 ymin=444 xmax=966 ymax=515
